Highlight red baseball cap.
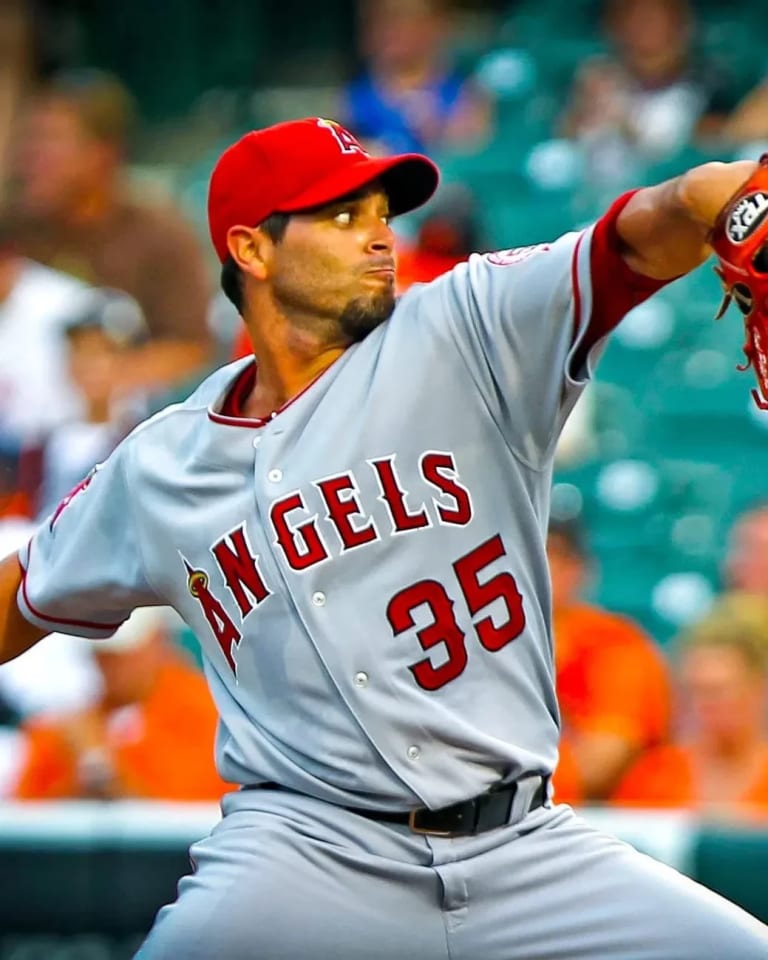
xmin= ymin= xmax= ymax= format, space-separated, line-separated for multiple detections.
xmin=207 ymin=117 xmax=440 ymax=263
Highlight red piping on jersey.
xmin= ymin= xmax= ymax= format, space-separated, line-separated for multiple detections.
xmin=18 ymin=541 xmax=124 ymax=632
xmin=208 ymin=358 xmax=337 ymax=428
xmin=570 ymin=232 xmax=584 ymax=348
xmin=208 ymin=362 xmax=268 ymax=427
xmin=224 ymin=361 xmax=257 ymax=418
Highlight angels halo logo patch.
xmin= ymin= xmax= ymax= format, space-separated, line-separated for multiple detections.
xmin=485 ymin=244 xmax=551 ymax=266
xmin=727 ymin=192 xmax=768 ymax=243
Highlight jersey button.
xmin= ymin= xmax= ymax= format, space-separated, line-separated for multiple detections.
xmin=407 ymin=745 xmax=421 ymax=761
xmin=311 ymin=591 xmax=326 ymax=607
xmin=268 ymin=468 xmax=282 ymax=482
xmin=353 ymin=671 xmax=368 ymax=688
xmin=252 ymin=437 xmax=261 ymax=449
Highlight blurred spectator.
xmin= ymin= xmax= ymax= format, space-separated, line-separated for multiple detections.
xmin=396 ymin=183 xmax=479 ymax=292
xmin=5 ymin=69 xmax=212 ymax=395
xmin=0 ymin=219 xmax=93 ymax=518
xmin=560 ymin=0 xmax=734 ymax=183
xmin=9 ymin=607 xmax=231 ymax=801
xmin=0 ymin=517 xmax=101 ymax=795
xmin=548 ymin=518 xmax=672 ymax=803
xmin=724 ymin=502 xmax=768 ymax=599
xmin=692 ymin=593 xmax=768 ymax=666
xmin=613 ymin=599 xmax=768 ymax=815
xmin=0 ymin=0 xmax=33 ymax=188
xmin=36 ymin=290 xmax=148 ymax=518
xmin=341 ymin=0 xmax=491 ymax=157
xmin=0 ymin=518 xmax=100 ymax=721
xmin=716 ymin=76 xmax=768 ymax=147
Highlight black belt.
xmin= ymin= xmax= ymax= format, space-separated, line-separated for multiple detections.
xmin=251 ymin=776 xmax=549 ymax=838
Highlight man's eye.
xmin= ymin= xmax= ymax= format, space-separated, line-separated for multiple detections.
xmin=334 ymin=210 xmax=352 ymax=225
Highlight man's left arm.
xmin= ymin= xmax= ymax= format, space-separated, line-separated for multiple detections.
xmin=615 ymin=160 xmax=758 ymax=280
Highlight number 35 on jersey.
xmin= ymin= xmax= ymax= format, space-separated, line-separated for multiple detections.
xmin=183 ymin=448 xmax=527 ymax=685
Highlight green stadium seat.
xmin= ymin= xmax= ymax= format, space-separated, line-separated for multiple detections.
xmin=588 ymin=381 xmax=649 ymax=459
xmin=693 ymin=827 xmax=768 ymax=924
xmin=597 ymin=297 xmax=679 ymax=390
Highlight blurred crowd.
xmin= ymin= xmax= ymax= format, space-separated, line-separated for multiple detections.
xmin=1 ymin=0 xmax=768 ymax=814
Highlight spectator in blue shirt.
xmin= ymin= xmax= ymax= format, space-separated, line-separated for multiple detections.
xmin=342 ymin=0 xmax=491 ymax=157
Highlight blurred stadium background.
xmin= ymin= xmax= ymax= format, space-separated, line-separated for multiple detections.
xmin=2 ymin=0 xmax=768 ymax=956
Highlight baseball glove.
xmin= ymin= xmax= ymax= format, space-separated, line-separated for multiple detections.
xmin=710 ymin=154 xmax=768 ymax=409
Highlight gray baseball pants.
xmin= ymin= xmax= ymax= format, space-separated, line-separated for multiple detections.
xmin=135 ymin=786 xmax=768 ymax=959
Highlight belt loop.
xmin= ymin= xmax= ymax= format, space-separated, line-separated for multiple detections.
xmin=474 ymin=788 xmax=514 ymax=833
xmin=510 ymin=775 xmax=546 ymax=824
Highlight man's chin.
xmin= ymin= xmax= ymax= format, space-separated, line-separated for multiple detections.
xmin=339 ymin=292 xmax=396 ymax=343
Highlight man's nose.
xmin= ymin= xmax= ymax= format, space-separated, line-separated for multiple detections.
xmin=367 ymin=221 xmax=395 ymax=253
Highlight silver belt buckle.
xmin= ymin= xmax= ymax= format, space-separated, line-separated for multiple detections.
xmin=407 ymin=807 xmax=454 ymax=837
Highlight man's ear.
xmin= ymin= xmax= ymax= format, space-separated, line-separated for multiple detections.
xmin=226 ymin=225 xmax=273 ymax=281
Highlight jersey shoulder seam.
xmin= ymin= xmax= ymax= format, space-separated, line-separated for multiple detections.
xmin=121 ymin=398 xmax=212 ymax=448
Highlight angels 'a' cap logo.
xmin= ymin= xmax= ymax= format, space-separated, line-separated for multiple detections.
xmin=727 ymin=191 xmax=768 ymax=243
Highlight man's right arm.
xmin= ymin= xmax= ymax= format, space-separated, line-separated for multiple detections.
xmin=0 ymin=553 xmax=47 ymax=664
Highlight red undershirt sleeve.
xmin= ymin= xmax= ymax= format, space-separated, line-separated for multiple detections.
xmin=571 ymin=189 xmax=678 ymax=372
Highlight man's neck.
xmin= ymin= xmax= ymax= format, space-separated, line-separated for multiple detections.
xmin=240 ymin=321 xmax=348 ymax=421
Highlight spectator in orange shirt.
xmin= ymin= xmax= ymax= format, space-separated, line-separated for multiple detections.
xmin=548 ymin=518 xmax=672 ymax=803
xmin=396 ymin=185 xmax=479 ymax=294
xmin=11 ymin=607 xmax=231 ymax=801
xmin=613 ymin=598 xmax=768 ymax=816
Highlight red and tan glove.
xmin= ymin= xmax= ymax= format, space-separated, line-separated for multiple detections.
xmin=710 ymin=155 xmax=768 ymax=409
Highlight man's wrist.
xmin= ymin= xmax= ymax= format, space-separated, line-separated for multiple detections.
xmin=677 ymin=160 xmax=759 ymax=232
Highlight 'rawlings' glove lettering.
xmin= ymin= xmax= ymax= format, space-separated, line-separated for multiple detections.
xmin=727 ymin=192 xmax=768 ymax=242
xmin=710 ymin=155 xmax=768 ymax=409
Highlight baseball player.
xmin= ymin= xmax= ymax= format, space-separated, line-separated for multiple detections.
xmin=1 ymin=118 xmax=767 ymax=959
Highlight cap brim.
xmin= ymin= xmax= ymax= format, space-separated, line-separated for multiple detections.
xmin=278 ymin=153 xmax=439 ymax=218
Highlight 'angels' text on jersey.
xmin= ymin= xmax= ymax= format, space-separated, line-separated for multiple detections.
xmin=184 ymin=449 xmax=484 ymax=677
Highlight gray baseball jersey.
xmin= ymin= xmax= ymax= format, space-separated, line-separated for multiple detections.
xmin=18 ymin=198 xmax=768 ymax=960
xmin=18 ymin=199 xmax=653 ymax=810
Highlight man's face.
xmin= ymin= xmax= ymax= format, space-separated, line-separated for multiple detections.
xmin=67 ymin=328 xmax=120 ymax=406
xmin=13 ymin=98 xmax=106 ymax=216
xmin=726 ymin=510 xmax=768 ymax=595
xmin=361 ymin=0 xmax=445 ymax=72
xmin=610 ymin=0 xmax=688 ymax=65
xmin=680 ymin=644 xmax=766 ymax=745
xmin=265 ymin=187 xmax=397 ymax=346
